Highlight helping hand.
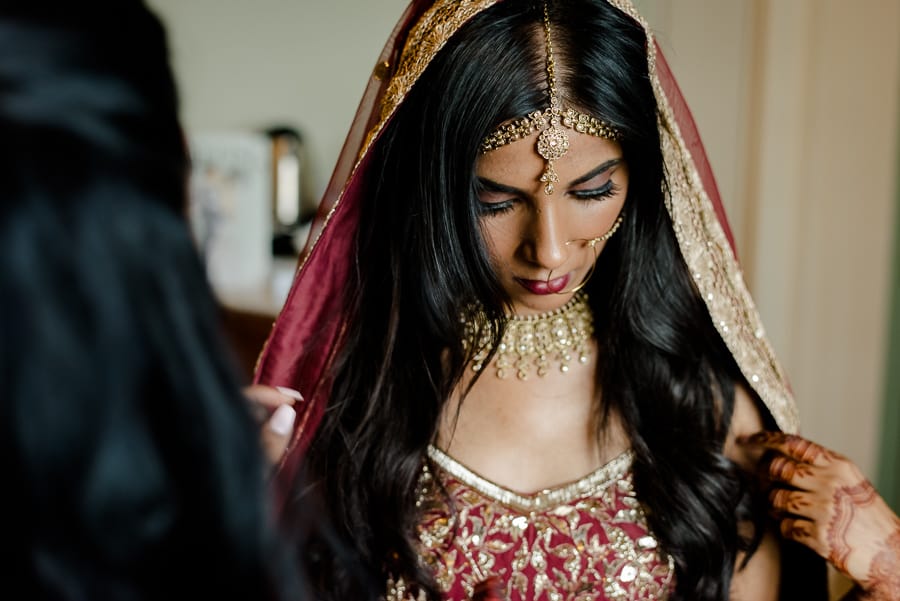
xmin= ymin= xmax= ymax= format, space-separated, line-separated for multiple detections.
xmin=243 ymin=384 xmax=301 ymax=465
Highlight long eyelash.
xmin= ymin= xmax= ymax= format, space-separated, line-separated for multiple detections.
xmin=478 ymin=181 xmax=619 ymax=216
xmin=478 ymin=200 xmax=516 ymax=216
xmin=571 ymin=181 xmax=620 ymax=201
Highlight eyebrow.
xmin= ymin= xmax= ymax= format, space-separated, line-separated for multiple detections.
xmin=568 ymin=158 xmax=623 ymax=186
xmin=477 ymin=158 xmax=623 ymax=194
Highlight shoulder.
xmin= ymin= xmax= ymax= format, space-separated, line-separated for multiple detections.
xmin=722 ymin=381 xmax=767 ymax=471
xmin=724 ymin=382 xmax=782 ymax=600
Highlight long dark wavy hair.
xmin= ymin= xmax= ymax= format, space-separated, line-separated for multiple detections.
xmin=302 ymin=1 xmax=765 ymax=599
xmin=0 ymin=3 xmax=303 ymax=599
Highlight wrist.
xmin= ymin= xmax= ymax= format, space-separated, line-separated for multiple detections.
xmin=843 ymin=583 xmax=880 ymax=600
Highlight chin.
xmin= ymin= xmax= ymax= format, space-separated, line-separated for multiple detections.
xmin=509 ymin=292 xmax=576 ymax=316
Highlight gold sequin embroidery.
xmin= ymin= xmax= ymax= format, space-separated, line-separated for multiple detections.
xmin=385 ymin=447 xmax=676 ymax=600
xmin=361 ymin=0 xmax=502 ymax=162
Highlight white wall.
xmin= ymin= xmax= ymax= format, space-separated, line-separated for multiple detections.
xmin=147 ymin=0 xmax=407 ymax=210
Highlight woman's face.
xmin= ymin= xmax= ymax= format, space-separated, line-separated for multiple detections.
xmin=475 ymin=132 xmax=628 ymax=316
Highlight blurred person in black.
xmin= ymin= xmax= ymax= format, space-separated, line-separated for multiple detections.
xmin=0 ymin=2 xmax=327 ymax=598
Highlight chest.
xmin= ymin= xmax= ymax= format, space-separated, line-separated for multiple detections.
xmin=437 ymin=369 xmax=606 ymax=493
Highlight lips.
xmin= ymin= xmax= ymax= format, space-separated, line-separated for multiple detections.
xmin=516 ymin=273 xmax=571 ymax=295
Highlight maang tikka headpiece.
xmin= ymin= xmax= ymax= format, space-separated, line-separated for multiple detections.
xmin=479 ymin=1 xmax=622 ymax=195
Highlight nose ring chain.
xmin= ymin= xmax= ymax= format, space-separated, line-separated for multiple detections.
xmin=546 ymin=214 xmax=624 ymax=295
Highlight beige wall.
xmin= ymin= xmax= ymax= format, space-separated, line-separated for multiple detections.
xmin=638 ymin=1 xmax=900 ymax=484
xmin=635 ymin=0 xmax=755 ymax=253
xmin=151 ymin=1 xmax=900 ymax=480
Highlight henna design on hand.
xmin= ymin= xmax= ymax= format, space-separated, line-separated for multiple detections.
xmin=747 ymin=433 xmax=900 ymax=600
xmin=770 ymin=488 xmax=812 ymax=514
xmin=771 ymin=488 xmax=791 ymax=511
xmin=860 ymin=526 xmax=900 ymax=600
xmin=780 ymin=435 xmax=839 ymax=465
xmin=769 ymin=456 xmax=797 ymax=481
xmin=780 ymin=516 xmax=812 ymax=542
xmin=745 ymin=431 xmax=840 ymax=466
xmin=768 ymin=455 xmax=815 ymax=483
xmin=827 ymin=481 xmax=877 ymax=575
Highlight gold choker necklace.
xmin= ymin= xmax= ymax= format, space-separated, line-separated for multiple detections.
xmin=463 ymin=291 xmax=594 ymax=380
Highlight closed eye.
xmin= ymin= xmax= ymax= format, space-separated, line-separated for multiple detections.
xmin=476 ymin=179 xmax=521 ymax=216
xmin=478 ymin=199 xmax=517 ymax=215
xmin=570 ymin=179 xmax=619 ymax=201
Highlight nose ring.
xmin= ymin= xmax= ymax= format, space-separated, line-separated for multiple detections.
xmin=546 ymin=214 xmax=625 ymax=295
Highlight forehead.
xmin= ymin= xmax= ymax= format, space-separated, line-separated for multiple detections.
xmin=476 ymin=132 xmax=623 ymax=190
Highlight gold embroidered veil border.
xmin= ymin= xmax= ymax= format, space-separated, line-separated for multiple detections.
xmin=606 ymin=0 xmax=797 ymax=432
xmin=255 ymin=0 xmax=799 ymax=478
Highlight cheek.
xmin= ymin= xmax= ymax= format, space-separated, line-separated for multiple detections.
xmin=580 ymin=196 xmax=627 ymax=239
xmin=618 ymin=180 xmax=630 ymax=205
xmin=479 ymin=219 xmax=519 ymax=267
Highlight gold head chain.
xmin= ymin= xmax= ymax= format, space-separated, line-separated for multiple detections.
xmin=479 ymin=1 xmax=622 ymax=194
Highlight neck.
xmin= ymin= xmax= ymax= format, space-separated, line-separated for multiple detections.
xmin=462 ymin=290 xmax=595 ymax=381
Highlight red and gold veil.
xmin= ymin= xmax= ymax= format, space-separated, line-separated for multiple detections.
xmin=254 ymin=0 xmax=798 ymax=508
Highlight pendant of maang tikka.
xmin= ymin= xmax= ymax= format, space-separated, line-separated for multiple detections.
xmin=462 ymin=292 xmax=594 ymax=380
xmin=537 ymin=100 xmax=568 ymax=195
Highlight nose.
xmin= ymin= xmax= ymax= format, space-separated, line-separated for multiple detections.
xmin=521 ymin=203 xmax=568 ymax=271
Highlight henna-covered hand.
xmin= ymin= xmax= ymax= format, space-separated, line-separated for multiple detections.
xmin=739 ymin=432 xmax=900 ymax=600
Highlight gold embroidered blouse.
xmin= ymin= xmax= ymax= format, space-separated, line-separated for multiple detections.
xmin=387 ymin=447 xmax=675 ymax=600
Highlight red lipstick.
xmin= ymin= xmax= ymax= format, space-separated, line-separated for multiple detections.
xmin=516 ymin=273 xmax=570 ymax=295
